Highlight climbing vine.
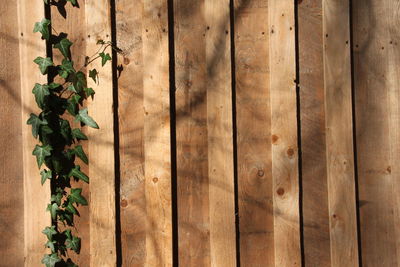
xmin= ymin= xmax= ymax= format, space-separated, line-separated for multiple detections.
xmin=29 ymin=1 xmax=114 ymax=266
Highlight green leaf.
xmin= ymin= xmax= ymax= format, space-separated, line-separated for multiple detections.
xmin=66 ymin=235 xmax=81 ymax=254
xmin=46 ymin=203 xmax=59 ymax=220
xmin=34 ymin=57 xmax=53 ymax=75
xmin=45 ymin=241 xmax=56 ymax=253
xmin=65 ymin=200 xmax=78 ymax=215
xmin=84 ymin=87 xmax=95 ymax=99
xmin=43 ymin=0 xmax=48 ymax=4
xmin=60 ymin=59 xmax=75 ymax=74
xmin=68 ymin=166 xmax=89 ymax=183
xmin=60 ymin=119 xmax=72 ymax=144
xmin=42 ymin=226 xmax=57 ymax=241
xmin=69 ymin=188 xmax=88 ymax=205
xmin=32 ymin=144 xmax=52 ymax=168
xmin=74 ymin=145 xmax=88 ymax=164
xmin=27 ymin=113 xmax=47 ymax=138
xmin=48 ymin=82 xmax=61 ymax=90
xmin=99 ymin=52 xmax=111 ymax=66
xmin=75 ymin=108 xmax=99 ymax=129
xmin=51 ymin=193 xmax=63 ymax=206
xmin=41 ymin=254 xmax=61 ymax=267
xmin=72 ymin=128 xmax=88 ymax=140
xmin=67 ymin=94 xmax=81 ymax=116
xmin=40 ymin=169 xmax=52 ymax=185
xmin=32 ymin=83 xmax=50 ymax=108
xmin=33 ymin=19 xmax=51 ymax=40
xmin=54 ymin=38 xmax=73 ymax=59
xmin=89 ymin=69 xmax=98 ymax=83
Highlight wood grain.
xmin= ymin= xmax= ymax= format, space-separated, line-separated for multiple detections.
xmin=17 ymin=0 xmax=51 ymax=266
xmin=353 ymin=0 xmax=400 ymax=265
xmin=174 ymin=0 xmax=211 ymax=265
xmin=298 ymin=0 xmax=332 ymax=265
xmin=323 ymin=0 xmax=359 ymax=265
xmin=142 ymin=0 xmax=172 ymax=265
xmin=85 ymin=0 xmax=116 ymax=266
xmin=0 ymin=1 xmax=24 ymax=266
xmin=234 ymin=0 xmax=274 ymax=266
xmin=269 ymin=1 xmax=300 ymax=266
xmin=115 ymin=0 xmax=147 ymax=265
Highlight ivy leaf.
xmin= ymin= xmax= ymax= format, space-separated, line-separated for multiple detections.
xmin=89 ymin=69 xmax=98 ymax=83
xmin=32 ymin=83 xmax=50 ymax=108
xmin=99 ymin=52 xmax=111 ymax=66
xmin=41 ymin=254 xmax=61 ymax=267
xmin=42 ymin=226 xmax=57 ymax=241
xmin=48 ymin=82 xmax=61 ymax=90
xmin=40 ymin=169 xmax=52 ymax=185
xmin=51 ymin=193 xmax=63 ymax=206
xmin=68 ymin=165 xmax=89 ymax=183
xmin=84 ymin=87 xmax=95 ymax=99
xmin=75 ymin=108 xmax=99 ymax=129
xmin=74 ymin=145 xmax=88 ymax=164
xmin=27 ymin=113 xmax=47 ymax=138
xmin=67 ymin=94 xmax=81 ymax=116
xmin=46 ymin=203 xmax=59 ymax=220
xmin=33 ymin=19 xmax=51 ymax=40
xmin=66 ymin=235 xmax=81 ymax=254
xmin=68 ymin=71 xmax=86 ymax=93
xmin=60 ymin=119 xmax=72 ymax=145
xmin=34 ymin=57 xmax=53 ymax=75
xmin=32 ymin=144 xmax=52 ymax=168
xmin=72 ymin=128 xmax=88 ymax=140
xmin=43 ymin=0 xmax=48 ymax=4
xmin=60 ymin=59 xmax=75 ymax=74
xmin=54 ymin=38 xmax=73 ymax=59
xmin=45 ymin=241 xmax=56 ymax=253
xmin=65 ymin=200 xmax=78 ymax=215
xmin=69 ymin=188 xmax=88 ymax=205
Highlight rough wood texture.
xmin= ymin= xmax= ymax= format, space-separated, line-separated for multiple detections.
xmin=85 ymin=0 xmax=116 ymax=266
xmin=269 ymin=1 xmax=300 ymax=266
xmin=17 ymin=0 xmax=51 ymax=266
xmin=116 ymin=0 xmax=146 ymax=265
xmin=142 ymin=0 xmax=172 ymax=265
xmin=50 ymin=2 xmax=90 ymax=265
xmin=323 ymin=0 xmax=359 ymax=265
xmin=234 ymin=0 xmax=274 ymax=266
xmin=353 ymin=0 xmax=400 ymax=265
xmin=174 ymin=0 xmax=211 ymax=265
xmin=0 ymin=1 xmax=24 ymax=266
xmin=298 ymin=0 xmax=331 ymax=265
xmin=205 ymin=0 xmax=237 ymax=266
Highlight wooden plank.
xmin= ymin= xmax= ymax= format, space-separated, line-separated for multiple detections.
xmin=174 ymin=0 xmax=211 ymax=265
xmin=323 ymin=0 xmax=359 ymax=265
xmin=115 ymin=0 xmax=147 ymax=265
xmin=142 ymin=0 xmax=172 ymax=265
xmin=50 ymin=3 xmax=90 ymax=266
xmin=205 ymin=1 xmax=237 ymax=266
xmin=298 ymin=0 xmax=331 ymax=265
xmin=0 ymin=1 xmax=24 ymax=265
xmin=85 ymin=0 xmax=116 ymax=266
xmin=233 ymin=0 xmax=274 ymax=266
xmin=353 ymin=0 xmax=400 ymax=265
xmin=17 ymin=0 xmax=51 ymax=265
xmin=268 ymin=1 xmax=300 ymax=266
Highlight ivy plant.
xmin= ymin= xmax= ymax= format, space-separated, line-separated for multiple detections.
xmin=30 ymin=1 xmax=114 ymax=266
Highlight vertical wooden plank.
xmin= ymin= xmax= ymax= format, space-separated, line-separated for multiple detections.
xmin=0 ymin=1 xmax=24 ymax=265
xmin=85 ymin=0 xmax=116 ymax=266
xmin=353 ymin=0 xmax=400 ymax=265
xmin=234 ymin=0 xmax=274 ymax=266
xmin=17 ymin=0 xmax=50 ymax=265
xmin=323 ymin=0 xmax=359 ymax=265
xmin=269 ymin=1 xmax=300 ymax=266
xmin=142 ymin=0 xmax=172 ymax=265
xmin=205 ymin=0 xmax=237 ymax=266
xmin=115 ymin=0 xmax=147 ymax=265
xmin=174 ymin=0 xmax=211 ymax=266
xmin=50 ymin=3 xmax=90 ymax=266
xmin=298 ymin=0 xmax=332 ymax=265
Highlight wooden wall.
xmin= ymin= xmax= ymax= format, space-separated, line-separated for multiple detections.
xmin=1 ymin=0 xmax=399 ymax=266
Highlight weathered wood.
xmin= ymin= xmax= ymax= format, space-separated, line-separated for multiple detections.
xmin=174 ymin=0 xmax=211 ymax=265
xmin=0 ymin=1 xmax=24 ymax=266
xmin=298 ymin=0 xmax=332 ymax=265
xmin=17 ymin=0 xmax=51 ymax=266
xmin=353 ymin=0 xmax=400 ymax=265
xmin=50 ymin=3 xmax=90 ymax=265
xmin=323 ymin=0 xmax=359 ymax=266
xmin=142 ymin=0 xmax=172 ymax=265
xmin=234 ymin=0 xmax=274 ymax=266
xmin=115 ymin=0 xmax=147 ymax=265
xmin=85 ymin=0 xmax=116 ymax=266
xmin=269 ymin=1 xmax=300 ymax=266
